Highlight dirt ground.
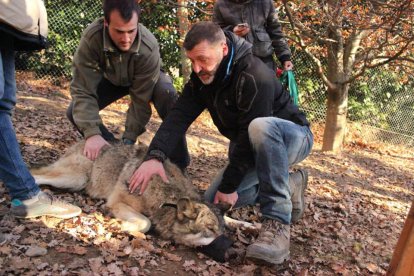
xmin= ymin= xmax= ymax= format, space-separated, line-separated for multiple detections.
xmin=0 ymin=73 xmax=413 ymax=275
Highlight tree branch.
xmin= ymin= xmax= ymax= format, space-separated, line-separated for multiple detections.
xmin=155 ymin=0 xmax=213 ymax=15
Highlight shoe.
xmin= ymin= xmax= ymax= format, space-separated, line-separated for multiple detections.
xmin=246 ymin=218 xmax=290 ymax=265
xmin=122 ymin=138 xmax=135 ymax=145
xmin=0 ymin=232 xmax=6 ymax=245
xmin=289 ymin=169 xmax=308 ymax=223
xmin=10 ymin=191 xmax=82 ymax=219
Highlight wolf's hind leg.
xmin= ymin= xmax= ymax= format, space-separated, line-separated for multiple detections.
xmin=110 ymin=202 xmax=152 ymax=235
xmin=31 ymin=155 xmax=92 ymax=191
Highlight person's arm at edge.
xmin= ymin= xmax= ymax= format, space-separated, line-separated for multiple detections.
xmin=265 ymin=0 xmax=293 ymax=70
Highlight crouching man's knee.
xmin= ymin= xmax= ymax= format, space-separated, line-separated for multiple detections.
xmin=248 ymin=117 xmax=277 ymax=146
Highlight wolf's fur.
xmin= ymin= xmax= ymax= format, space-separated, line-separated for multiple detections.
xmin=31 ymin=142 xmax=224 ymax=247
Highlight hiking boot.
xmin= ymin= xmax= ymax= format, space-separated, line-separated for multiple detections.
xmin=246 ymin=218 xmax=290 ymax=265
xmin=289 ymin=169 xmax=308 ymax=223
xmin=10 ymin=191 xmax=82 ymax=219
xmin=0 ymin=232 xmax=6 ymax=245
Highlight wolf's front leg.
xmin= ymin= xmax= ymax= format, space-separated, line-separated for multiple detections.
xmin=109 ymin=201 xmax=152 ymax=236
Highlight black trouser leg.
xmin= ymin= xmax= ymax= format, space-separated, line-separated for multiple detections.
xmin=152 ymin=71 xmax=190 ymax=169
xmin=66 ymin=78 xmax=129 ymax=141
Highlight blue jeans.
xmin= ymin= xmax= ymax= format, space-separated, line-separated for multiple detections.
xmin=0 ymin=47 xmax=40 ymax=201
xmin=205 ymin=117 xmax=313 ymax=224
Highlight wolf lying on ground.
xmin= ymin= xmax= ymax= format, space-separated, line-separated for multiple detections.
xmin=31 ymin=142 xmax=226 ymax=248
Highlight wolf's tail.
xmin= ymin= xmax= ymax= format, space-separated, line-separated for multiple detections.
xmin=31 ymin=148 xmax=93 ymax=192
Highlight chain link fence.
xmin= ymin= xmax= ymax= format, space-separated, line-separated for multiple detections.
xmin=14 ymin=0 xmax=414 ymax=147
xmin=293 ymin=50 xmax=414 ymax=146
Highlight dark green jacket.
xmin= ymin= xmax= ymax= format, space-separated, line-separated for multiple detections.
xmin=70 ymin=18 xmax=160 ymax=140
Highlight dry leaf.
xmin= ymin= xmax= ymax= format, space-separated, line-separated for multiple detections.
xmin=88 ymin=257 xmax=103 ymax=273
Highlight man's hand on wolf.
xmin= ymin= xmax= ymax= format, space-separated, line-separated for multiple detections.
xmin=129 ymin=159 xmax=169 ymax=195
xmin=213 ymin=191 xmax=238 ymax=208
xmin=84 ymin=135 xmax=110 ymax=161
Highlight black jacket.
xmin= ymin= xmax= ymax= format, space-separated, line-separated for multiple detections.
xmin=213 ymin=0 xmax=291 ymax=63
xmin=146 ymin=32 xmax=308 ymax=193
xmin=0 ymin=0 xmax=48 ymax=51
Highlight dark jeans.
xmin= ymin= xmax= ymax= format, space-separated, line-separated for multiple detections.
xmin=66 ymin=71 xmax=190 ymax=169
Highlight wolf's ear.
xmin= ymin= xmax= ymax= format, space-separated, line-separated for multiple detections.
xmin=215 ymin=202 xmax=232 ymax=215
xmin=177 ymin=197 xmax=198 ymax=221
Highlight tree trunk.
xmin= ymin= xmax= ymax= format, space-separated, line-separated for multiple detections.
xmin=177 ymin=0 xmax=191 ymax=84
xmin=322 ymin=82 xmax=350 ymax=151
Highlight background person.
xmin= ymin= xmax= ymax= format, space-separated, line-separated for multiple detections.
xmin=213 ymin=0 xmax=293 ymax=71
xmin=0 ymin=0 xmax=82 ymax=240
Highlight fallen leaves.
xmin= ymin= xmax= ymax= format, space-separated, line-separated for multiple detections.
xmin=56 ymin=245 xmax=88 ymax=255
xmin=25 ymin=246 xmax=48 ymax=257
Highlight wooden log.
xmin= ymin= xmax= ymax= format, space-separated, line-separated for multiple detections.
xmin=387 ymin=200 xmax=414 ymax=276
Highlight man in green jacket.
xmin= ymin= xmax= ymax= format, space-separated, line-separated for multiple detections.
xmin=67 ymin=0 xmax=189 ymax=169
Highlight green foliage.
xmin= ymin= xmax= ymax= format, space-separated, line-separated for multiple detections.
xmin=16 ymin=1 xmax=211 ymax=79
xmin=383 ymin=75 xmax=414 ymax=137
xmin=347 ymin=69 xmax=405 ymax=129
xmin=173 ymin=76 xmax=185 ymax=93
xmin=16 ymin=0 xmax=102 ymax=77
xmin=139 ymin=2 xmax=180 ymax=76
xmin=139 ymin=1 xmax=212 ymax=76
xmin=292 ymin=50 xmax=327 ymax=121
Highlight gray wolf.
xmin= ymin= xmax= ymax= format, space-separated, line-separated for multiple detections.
xmin=31 ymin=142 xmax=225 ymax=247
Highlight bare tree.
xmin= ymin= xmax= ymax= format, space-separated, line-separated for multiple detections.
xmin=177 ymin=0 xmax=192 ymax=83
xmin=156 ymin=0 xmax=213 ymax=82
xmin=282 ymin=0 xmax=414 ymax=151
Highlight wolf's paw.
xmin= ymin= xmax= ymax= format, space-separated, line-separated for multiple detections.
xmin=121 ymin=218 xmax=151 ymax=235
xmin=129 ymin=230 xmax=146 ymax=239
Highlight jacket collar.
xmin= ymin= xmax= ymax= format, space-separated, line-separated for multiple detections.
xmin=103 ymin=24 xmax=141 ymax=54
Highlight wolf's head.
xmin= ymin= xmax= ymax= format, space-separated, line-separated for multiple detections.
xmin=152 ymin=197 xmax=226 ymax=247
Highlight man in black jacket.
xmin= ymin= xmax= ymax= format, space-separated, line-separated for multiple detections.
xmin=129 ymin=21 xmax=313 ymax=265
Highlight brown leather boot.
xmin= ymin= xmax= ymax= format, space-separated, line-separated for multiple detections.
xmin=246 ymin=218 xmax=290 ymax=265
xmin=289 ymin=169 xmax=308 ymax=223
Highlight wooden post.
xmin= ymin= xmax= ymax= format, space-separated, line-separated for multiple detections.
xmin=387 ymin=200 xmax=414 ymax=276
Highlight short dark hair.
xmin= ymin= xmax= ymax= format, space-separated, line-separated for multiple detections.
xmin=103 ymin=0 xmax=141 ymax=24
xmin=183 ymin=21 xmax=226 ymax=51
